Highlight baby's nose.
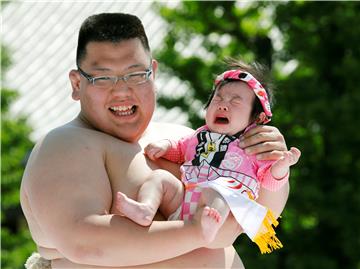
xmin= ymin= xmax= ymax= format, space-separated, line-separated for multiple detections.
xmin=218 ymin=104 xmax=229 ymax=111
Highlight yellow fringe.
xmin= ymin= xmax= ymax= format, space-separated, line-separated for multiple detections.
xmin=253 ymin=210 xmax=283 ymax=254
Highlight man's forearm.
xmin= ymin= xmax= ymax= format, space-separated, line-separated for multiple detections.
xmin=58 ymin=214 xmax=204 ymax=267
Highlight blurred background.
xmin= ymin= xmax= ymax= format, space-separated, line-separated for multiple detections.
xmin=1 ymin=1 xmax=360 ymax=268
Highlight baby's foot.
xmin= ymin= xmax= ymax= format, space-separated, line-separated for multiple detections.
xmin=116 ymin=192 xmax=155 ymax=226
xmin=200 ymin=206 xmax=223 ymax=243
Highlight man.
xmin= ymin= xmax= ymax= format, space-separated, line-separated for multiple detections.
xmin=21 ymin=13 xmax=291 ymax=268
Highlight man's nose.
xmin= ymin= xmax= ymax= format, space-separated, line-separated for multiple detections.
xmin=111 ymin=80 xmax=131 ymax=96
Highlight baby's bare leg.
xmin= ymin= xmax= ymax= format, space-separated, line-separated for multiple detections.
xmin=116 ymin=169 xmax=184 ymax=226
xmin=198 ymin=188 xmax=230 ymax=242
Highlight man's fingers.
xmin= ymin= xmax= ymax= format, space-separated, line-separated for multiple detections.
xmin=240 ymin=128 xmax=286 ymax=151
xmin=243 ymin=141 xmax=284 ymax=155
xmin=256 ymin=150 xmax=286 ymax=161
xmin=242 ymin=125 xmax=284 ymax=141
xmin=242 ymin=125 xmax=276 ymax=136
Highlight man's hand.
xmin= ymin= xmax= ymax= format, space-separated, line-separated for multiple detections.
xmin=239 ymin=125 xmax=289 ymax=161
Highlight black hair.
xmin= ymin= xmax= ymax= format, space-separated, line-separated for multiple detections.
xmin=76 ymin=13 xmax=150 ymax=66
xmin=205 ymin=58 xmax=274 ymax=123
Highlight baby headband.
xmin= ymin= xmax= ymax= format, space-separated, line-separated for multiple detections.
xmin=214 ymin=70 xmax=272 ymax=123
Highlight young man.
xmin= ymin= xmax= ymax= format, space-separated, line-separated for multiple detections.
xmin=21 ymin=13 xmax=291 ymax=268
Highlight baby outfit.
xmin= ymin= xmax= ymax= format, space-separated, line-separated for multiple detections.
xmin=165 ymin=124 xmax=288 ymax=253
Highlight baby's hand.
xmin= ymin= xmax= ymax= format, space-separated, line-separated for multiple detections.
xmin=144 ymin=140 xmax=171 ymax=160
xmin=271 ymin=147 xmax=301 ymax=179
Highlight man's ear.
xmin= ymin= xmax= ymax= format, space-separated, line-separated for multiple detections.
xmin=256 ymin=112 xmax=267 ymax=124
xmin=151 ymin=59 xmax=158 ymax=79
xmin=69 ymin=69 xmax=81 ymax=100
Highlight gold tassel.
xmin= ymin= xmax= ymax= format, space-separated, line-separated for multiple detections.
xmin=253 ymin=210 xmax=283 ymax=254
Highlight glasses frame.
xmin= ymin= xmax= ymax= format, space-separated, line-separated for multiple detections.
xmin=77 ymin=61 xmax=153 ymax=88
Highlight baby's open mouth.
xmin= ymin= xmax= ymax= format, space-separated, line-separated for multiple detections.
xmin=214 ymin=116 xmax=229 ymax=124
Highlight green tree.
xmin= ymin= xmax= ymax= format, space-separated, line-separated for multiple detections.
xmin=272 ymin=2 xmax=360 ymax=269
xmin=1 ymin=44 xmax=36 ymax=268
xmin=154 ymin=1 xmax=360 ymax=268
xmin=154 ymin=1 xmax=274 ymax=128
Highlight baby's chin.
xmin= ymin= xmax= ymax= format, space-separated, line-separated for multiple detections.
xmin=208 ymin=124 xmax=233 ymax=135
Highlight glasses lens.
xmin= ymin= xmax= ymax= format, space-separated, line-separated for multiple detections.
xmin=126 ymin=72 xmax=150 ymax=85
xmin=93 ymin=77 xmax=115 ymax=88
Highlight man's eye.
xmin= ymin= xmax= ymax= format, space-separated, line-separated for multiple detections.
xmin=128 ymin=73 xmax=146 ymax=80
xmin=95 ymin=77 xmax=112 ymax=81
xmin=126 ymin=73 xmax=147 ymax=84
xmin=93 ymin=77 xmax=113 ymax=87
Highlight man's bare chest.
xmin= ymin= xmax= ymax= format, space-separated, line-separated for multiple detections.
xmin=104 ymin=144 xmax=158 ymax=211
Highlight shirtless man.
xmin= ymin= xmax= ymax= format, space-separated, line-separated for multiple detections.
xmin=20 ymin=13 xmax=291 ymax=268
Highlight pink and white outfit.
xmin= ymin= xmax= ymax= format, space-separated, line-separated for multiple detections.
xmin=165 ymin=69 xmax=287 ymax=253
xmin=165 ymin=124 xmax=288 ymax=253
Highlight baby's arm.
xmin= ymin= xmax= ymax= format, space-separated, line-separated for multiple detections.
xmin=145 ymin=137 xmax=187 ymax=164
xmin=257 ymin=147 xmax=301 ymax=191
xmin=270 ymin=147 xmax=301 ymax=179
xmin=145 ymin=140 xmax=172 ymax=160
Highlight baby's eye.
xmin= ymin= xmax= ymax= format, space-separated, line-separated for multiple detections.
xmin=231 ymin=98 xmax=243 ymax=105
xmin=212 ymin=96 xmax=222 ymax=102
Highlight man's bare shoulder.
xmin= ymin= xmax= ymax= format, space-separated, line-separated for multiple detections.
xmin=45 ymin=121 xmax=111 ymax=142
xmin=34 ymin=121 xmax=120 ymax=155
xmin=146 ymin=122 xmax=194 ymax=141
xmin=22 ymin=120 xmax=121 ymax=192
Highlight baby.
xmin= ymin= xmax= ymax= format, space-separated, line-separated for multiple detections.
xmin=116 ymin=60 xmax=301 ymax=253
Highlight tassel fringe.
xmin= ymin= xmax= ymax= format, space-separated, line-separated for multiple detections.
xmin=253 ymin=210 xmax=283 ymax=254
xmin=24 ymin=253 xmax=51 ymax=269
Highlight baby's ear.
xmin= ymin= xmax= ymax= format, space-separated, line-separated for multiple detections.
xmin=256 ymin=112 xmax=267 ymax=124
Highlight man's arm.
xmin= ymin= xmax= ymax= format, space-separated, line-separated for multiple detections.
xmin=22 ymin=128 xmax=208 ymax=267
xmin=239 ymin=125 xmax=295 ymax=216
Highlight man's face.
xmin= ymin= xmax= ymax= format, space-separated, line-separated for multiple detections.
xmin=70 ymin=39 xmax=157 ymax=142
xmin=205 ymin=82 xmax=255 ymax=136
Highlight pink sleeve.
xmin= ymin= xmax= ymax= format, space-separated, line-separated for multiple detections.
xmin=162 ymin=135 xmax=191 ymax=164
xmin=256 ymin=160 xmax=289 ymax=191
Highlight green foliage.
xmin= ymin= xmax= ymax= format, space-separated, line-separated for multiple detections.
xmin=272 ymin=2 xmax=360 ymax=268
xmin=1 ymin=46 xmax=36 ymax=268
xmin=154 ymin=1 xmax=360 ymax=268
xmin=154 ymin=1 xmax=274 ymax=127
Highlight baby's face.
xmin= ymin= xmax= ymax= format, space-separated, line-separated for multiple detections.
xmin=205 ymin=81 xmax=255 ymax=136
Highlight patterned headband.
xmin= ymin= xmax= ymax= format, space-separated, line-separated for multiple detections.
xmin=214 ymin=70 xmax=272 ymax=123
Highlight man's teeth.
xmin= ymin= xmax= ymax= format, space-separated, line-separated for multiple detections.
xmin=110 ymin=106 xmax=133 ymax=111
xmin=110 ymin=106 xmax=135 ymax=115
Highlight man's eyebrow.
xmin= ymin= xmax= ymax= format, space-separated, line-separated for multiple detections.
xmin=92 ymin=67 xmax=111 ymax=72
xmin=91 ymin=63 xmax=147 ymax=72
xmin=125 ymin=63 xmax=149 ymax=72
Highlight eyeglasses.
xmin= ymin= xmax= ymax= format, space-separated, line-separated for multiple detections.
xmin=77 ymin=62 xmax=153 ymax=89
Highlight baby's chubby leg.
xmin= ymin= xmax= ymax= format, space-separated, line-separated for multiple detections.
xmin=116 ymin=169 xmax=184 ymax=226
xmin=197 ymin=188 xmax=230 ymax=243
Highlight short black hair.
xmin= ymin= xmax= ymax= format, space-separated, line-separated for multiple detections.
xmin=76 ymin=13 xmax=150 ymax=66
xmin=205 ymin=58 xmax=274 ymax=123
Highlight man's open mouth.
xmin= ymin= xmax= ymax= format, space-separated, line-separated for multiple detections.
xmin=214 ymin=116 xmax=229 ymax=124
xmin=109 ymin=105 xmax=136 ymax=116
